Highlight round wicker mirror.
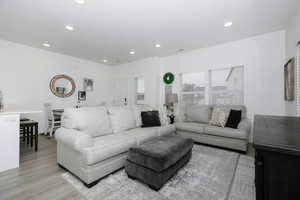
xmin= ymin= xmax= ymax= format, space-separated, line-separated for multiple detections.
xmin=49 ymin=74 xmax=76 ymax=98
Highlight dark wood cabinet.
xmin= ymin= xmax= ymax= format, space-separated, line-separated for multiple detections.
xmin=253 ymin=115 xmax=300 ymax=200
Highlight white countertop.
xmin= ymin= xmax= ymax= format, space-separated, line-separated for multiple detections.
xmin=0 ymin=106 xmax=42 ymax=115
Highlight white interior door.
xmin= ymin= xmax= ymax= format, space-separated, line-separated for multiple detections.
xmin=113 ymin=78 xmax=129 ymax=105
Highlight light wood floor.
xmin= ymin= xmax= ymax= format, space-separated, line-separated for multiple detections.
xmin=0 ymin=135 xmax=254 ymax=200
xmin=0 ymin=135 xmax=84 ymax=200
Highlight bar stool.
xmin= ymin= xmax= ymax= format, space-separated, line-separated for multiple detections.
xmin=20 ymin=119 xmax=39 ymax=151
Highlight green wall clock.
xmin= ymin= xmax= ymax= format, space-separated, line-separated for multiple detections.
xmin=163 ymin=72 xmax=175 ymax=84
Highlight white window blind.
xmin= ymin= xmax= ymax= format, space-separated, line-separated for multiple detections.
xmin=135 ymin=77 xmax=145 ymax=104
xmin=180 ymin=73 xmax=206 ymax=105
xmin=297 ymin=44 xmax=300 ymax=116
xmin=210 ymin=66 xmax=244 ymax=105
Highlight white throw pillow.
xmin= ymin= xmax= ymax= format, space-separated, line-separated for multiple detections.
xmin=209 ymin=108 xmax=226 ymax=127
xmin=157 ymin=106 xmax=169 ymax=126
xmin=108 ymin=106 xmax=136 ymax=133
xmin=62 ymin=107 xmax=112 ymax=137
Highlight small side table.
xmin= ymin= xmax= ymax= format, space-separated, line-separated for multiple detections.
xmin=20 ymin=120 xmax=38 ymax=151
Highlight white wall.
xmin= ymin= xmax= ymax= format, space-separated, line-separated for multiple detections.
xmin=285 ymin=7 xmax=300 ymax=116
xmin=112 ymin=57 xmax=163 ymax=106
xmin=0 ymin=39 xmax=114 ymax=132
xmin=162 ymin=30 xmax=286 ymax=119
xmin=113 ymin=30 xmax=286 ymax=141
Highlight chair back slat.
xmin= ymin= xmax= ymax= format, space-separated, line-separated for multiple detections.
xmin=44 ymin=103 xmax=54 ymax=120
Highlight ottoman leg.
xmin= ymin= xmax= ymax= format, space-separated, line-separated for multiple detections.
xmin=148 ymin=184 xmax=161 ymax=191
xmin=127 ymin=174 xmax=136 ymax=180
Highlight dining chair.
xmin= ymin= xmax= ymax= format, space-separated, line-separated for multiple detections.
xmin=44 ymin=103 xmax=62 ymax=137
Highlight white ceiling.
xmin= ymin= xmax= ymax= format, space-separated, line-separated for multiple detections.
xmin=0 ymin=0 xmax=299 ymax=65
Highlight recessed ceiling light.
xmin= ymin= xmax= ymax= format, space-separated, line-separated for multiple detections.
xmin=103 ymin=59 xmax=108 ymax=63
xmin=65 ymin=25 xmax=74 ymax=31
xmin=130 ymin=51 xmax=135 ymax=55
xmin=155 ymin=44 xmax=161 ymax=48
xmin=224 ymin=22 xmax=233 ymax=28
xmin=43 ymin=42 xmax=50 ymax=47
xmin=75 ymin=0 xmax=85 ymax=4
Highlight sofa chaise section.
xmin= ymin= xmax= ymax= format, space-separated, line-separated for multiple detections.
xmin=56 ymin=128 xmax=135 ymax=186
xmin=81 ymin=133 xmax=137 ymax=166
xmin=124 ymin=125 xmax=176 ymax=145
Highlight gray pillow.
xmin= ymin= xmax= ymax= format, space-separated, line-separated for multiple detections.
xmin=185 ymin=105 xmax=212 ymax=123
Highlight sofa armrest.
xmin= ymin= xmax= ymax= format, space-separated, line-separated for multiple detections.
xmin=80 ymin=138 xmax=136 ymax=165
xmin=238 ymin=118 xmax=252 ymax=135
xmin=55 ymin=127 xmax=94 ymax=151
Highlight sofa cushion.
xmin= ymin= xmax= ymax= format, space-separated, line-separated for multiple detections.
xmin=205 ymin=125 xmax=248 ymax=140
xmin=157 ymin=124 xmax=176 ymax=137
xmin=185 ymin=105 xmax=212 ymax=123
xmin=123 ymin=127 xmax=159 ymax=145
xmin=124 ymin=125 xmax=175 ymax=144
xmin=174 ymin=122 xmax=207 ymax=134
xmin=108 ymin=106 xmax=136 ymax=133
xmin=62 ymin=106 xmax=112 ymax=137
xmin=81 ymin=133 xmax=137 ymax=165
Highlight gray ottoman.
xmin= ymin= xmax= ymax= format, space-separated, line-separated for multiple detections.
xmin=125 ymin=134 xmax=193 ymax=190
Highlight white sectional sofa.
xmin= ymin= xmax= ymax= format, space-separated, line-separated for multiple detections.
xmin=56 ymin=104 xmax=251 ymax=187
xmin=55 ymin=106 xmax=175 ymax=187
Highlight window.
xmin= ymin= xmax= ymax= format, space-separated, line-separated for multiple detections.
xmin=177 ymin=66 xmax=244 ymax=111
xmin=181 ymin=73 xmax=206 ymax=105
xmin=135 ymin=77 xmax=145 ymax=104
xmin=297 ymin=44 xmax=300 ymax=116
xmin=210 ymin=66 xmax=244 ymax=105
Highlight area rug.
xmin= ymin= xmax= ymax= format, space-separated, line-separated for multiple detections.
xmin=62 ymin=145 xmax=255 ymax=200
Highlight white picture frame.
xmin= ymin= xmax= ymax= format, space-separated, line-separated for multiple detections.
xmin=83 ymin=78 xmax=94 ymax=91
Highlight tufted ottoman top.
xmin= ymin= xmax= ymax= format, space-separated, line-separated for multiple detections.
xmin=127 ymin=134 xmax=193 ymax=172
